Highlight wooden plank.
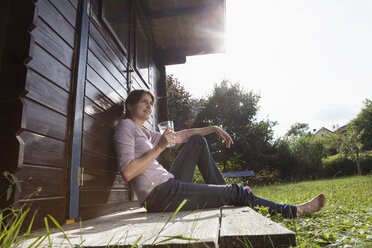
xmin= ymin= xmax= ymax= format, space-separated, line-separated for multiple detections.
xmin=81 ymin=150 xmax=118 ymax=172
xmin=219 ymin=207 xmax=296 ymax=248
xmin=87 ymin=50 xmax=127 ymax=99
xmin=26 ymin=69 xmax=70 ymax=116
xmin=20 ymin=131 xmax=67 ymax=168
xmin=80 ymin=189 xmax=130 ymax=208
xmin=82 ymin=131 xmax=116 ymax=158
xmin=17 ymin=197 xmax=67 ymax=232
xmin=81 ymin=169 xmax=124 ymax=189
xmin=79 ymin=201 xmax=138 ymax=221
xmin=145 ymin=208 xmax=221 ymax=247
xmin=23 ymin=98 xmax=68 ymax=141
xmin=49 ymin=0 xmax=77 ymax=28
xmin=32 ymin=17 xmax=74 ymax=69
xmin=81 ymin=210 xmax=192 ymax=246
xmin=89 ymin=36 xmax=127 ymax=87
xmin=16 ymin=164 xmax=67 ymax=199
xmin=89 ymin=19 xmax=128 ymax=68
xmin=84 ymin=97 xmax=123 ymax=129
xmin=83 ymin=113 xmax=114 ymax=141
xmin=69 ymin=0 xmax=78 ymax=9
xmin=36 ymin=0 xmax=75 ymax=47
xmin=28 ymin=44 xmax=72 ymax=91
xmin=86 ymin=65 xmax=124 ymax=105
xmin=85 ymin=81 xmax=116 ymax=112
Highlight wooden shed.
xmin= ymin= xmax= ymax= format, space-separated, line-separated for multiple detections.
xmin=0 ymin=0 xmax=225 ymax=230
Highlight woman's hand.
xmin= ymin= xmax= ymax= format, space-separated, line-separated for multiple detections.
xmin=156 ymin=128 xmax=176 ymax=149
xmin=215 ymin=126 xmax=234 ymax=148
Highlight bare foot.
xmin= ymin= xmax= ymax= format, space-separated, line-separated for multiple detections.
xmin=296 ymin=194 xmax=326 ymax=217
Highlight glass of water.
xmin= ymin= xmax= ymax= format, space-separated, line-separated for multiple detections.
xmin=157 ymin=121 xmax=175 ymax=148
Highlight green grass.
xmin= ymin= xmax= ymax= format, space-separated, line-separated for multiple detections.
xmin=252 ymin=175 xmax=372 ymax=247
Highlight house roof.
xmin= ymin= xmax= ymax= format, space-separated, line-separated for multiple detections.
xmin=141 ymin=0 xmax=226 ymax=65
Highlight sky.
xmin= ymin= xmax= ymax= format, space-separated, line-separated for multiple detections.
xmin=166 ymin=0 xmax=372 ymax=137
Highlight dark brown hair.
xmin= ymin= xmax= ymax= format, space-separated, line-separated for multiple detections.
xmin=124 ymin=89 xmax=155 ymax=119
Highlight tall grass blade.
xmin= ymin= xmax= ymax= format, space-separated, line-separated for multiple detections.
xmin=151 ymin=199 xmax=187 ymax=246
xmin=129 ymin=235 xmax=142 ymax=248
xmin=155 ymin=234 xmax=199 ymax=244
xmin=44 ymin=217 xmax=52 ymax=246
xmin=47 ymin=214 xmax=73 ymax=246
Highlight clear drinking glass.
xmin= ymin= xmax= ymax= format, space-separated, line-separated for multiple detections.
xmin=157 ymin=121 xmax=175 ymax=148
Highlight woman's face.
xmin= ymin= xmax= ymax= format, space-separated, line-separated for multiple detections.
xmin=128 ymin=93 xmax=154 ymax=122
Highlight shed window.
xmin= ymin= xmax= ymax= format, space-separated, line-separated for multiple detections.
xmin=101 ymin=0 xmax=129 ymax=53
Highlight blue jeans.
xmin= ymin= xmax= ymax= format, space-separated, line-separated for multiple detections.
xmin=144 ymin=135 xmax=297 ymax=218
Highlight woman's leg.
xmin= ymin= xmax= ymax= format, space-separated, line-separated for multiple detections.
xmin=145 ymin=179 xmax=298 ymax=218
xmin=169 ymin=135 xmax=225 ymax=185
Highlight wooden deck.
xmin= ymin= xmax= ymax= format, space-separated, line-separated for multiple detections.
xmin=21 ymin=206 xmax=296 ymax=247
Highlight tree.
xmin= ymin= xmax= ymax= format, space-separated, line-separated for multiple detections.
xmin=352 ymin=99 xmax=372 ymax=151
xmin=289 ymin=135 xmax=326 ymax=179
xmin=166 ymin=75 xmax=199 ymax=131
xmin=193 ymin=81 xmax=276 ymax=172
xmin=285 ymin=123 xmax=311 ymax=138
xmin=325 ymin=123 xmax=364 ymax=175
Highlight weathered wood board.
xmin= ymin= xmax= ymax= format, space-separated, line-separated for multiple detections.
xmin=21 ymin=206 xmax=296 ymax=247
xmin=219 ymin=206 xmax=296 ymax=248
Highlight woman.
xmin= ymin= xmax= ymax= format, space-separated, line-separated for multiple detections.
xmin=113 ymin=89 xmax=326 ymax=218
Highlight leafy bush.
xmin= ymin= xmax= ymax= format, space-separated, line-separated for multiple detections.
xmin=322 ymin=151 xmax=372 ymax=177
xmin=322 ymin=154 xmax=355 ymax=177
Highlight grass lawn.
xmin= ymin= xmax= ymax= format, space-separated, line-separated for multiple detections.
xmin=252 ymin=175 xmax=372 ymax=247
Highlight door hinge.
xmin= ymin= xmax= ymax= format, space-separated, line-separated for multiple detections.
xmin=77 ymin=167 xmax=84 ymax=187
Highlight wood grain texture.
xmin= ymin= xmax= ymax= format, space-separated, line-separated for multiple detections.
xmin=23 ymin=98 xmax=68 ymax=141
xmin=36 ymin=0 xmax=75 ymax=47
xmin=82 ymin=131 xmax=116 ymax=158
xmin=89 ymin=36 xmax=126 ymax=87
xmin=81 ymin=169 xmax=124 ymax=189
xmin=26 ymin=69 xmax=70 ymax=116
xmin=87 ymin=50 xmax=127 ymax=99
xmin=79 ymin=189 xmax=130 ymax=208
xmin=79 ymin=201 xmax=139 ymax=221
xmin=32 ymin=17 xmax=74 ymax=68
xmin=86 ymin=65 xmax=124 ymax=105
xmin=81 ymin=150 xmax=117 ymax=172
xmin=28 ymin=44 xmax=72 ymax=91
xmin=20 ymin=131 xmax=67 ymax=168
xmin=17 ymin=197 xmax=67 ymax=232
xmin=84 ymin=97 xmax=122 ymax=129
xmin=145 ymin=208 xmax=220 ymax=247
xmin=16 ymin=164 xmax=67 ymax=198
xmin=49 ymin=0 xmax=77 ymax=28
xmin=89 ymin=20 xmax=128 ymax=69
xmin=219 ymin=206 xmax=296 ymax=248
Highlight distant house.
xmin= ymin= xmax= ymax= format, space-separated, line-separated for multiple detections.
xmin=314 ymin=124 xmax=349 ymax=137
xmin=0 ymin=0 xmax=226 ymax=231
xmin=314 ymin=127 xmax=332 ymax=137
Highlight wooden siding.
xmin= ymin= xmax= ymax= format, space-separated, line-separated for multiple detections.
xmin=79 ymin=7 xmax=131 ymax=219
xmin=0 ymin=0 xmax=77 ymax=230
xmin=1 ymin=0 xmax=168 ymax=230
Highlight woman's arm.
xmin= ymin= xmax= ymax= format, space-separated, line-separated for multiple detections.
xmin=122 ymin=129 xmax=175 ymax=181
xmin=178 ymin=126 xmax=234 ymax=148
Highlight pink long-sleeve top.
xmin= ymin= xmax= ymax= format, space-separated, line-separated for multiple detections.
xmin=113 ymin=118 xmax=186 ymax=205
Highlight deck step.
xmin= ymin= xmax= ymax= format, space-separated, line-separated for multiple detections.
xmin=20 ymin=206 xmax=296 ymax=247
